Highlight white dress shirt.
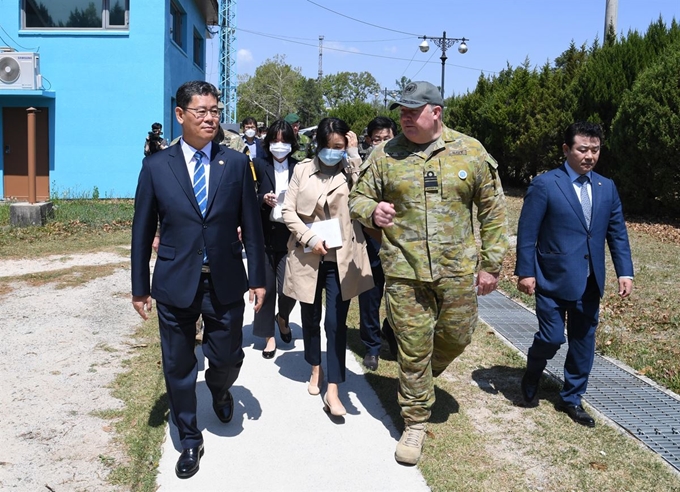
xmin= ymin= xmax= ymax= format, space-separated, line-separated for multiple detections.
xmin=564 ymin=162 xmax=592 ymax=207
xmin=270 ymin=158 xmax=289 ymax=223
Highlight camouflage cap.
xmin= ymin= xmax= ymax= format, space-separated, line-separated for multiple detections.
xmin=284 ymin=113 xmax=300 ymax=124
xmin=389 ymin=81 xmax=443 ymax=110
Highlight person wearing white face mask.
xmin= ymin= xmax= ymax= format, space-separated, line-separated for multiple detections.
xmin=282 ymin=117 xmax=374 ymax=417
xmin=251 ymin=120 xmax=300 ymax=359
xmin=242 ymin=116 xmax=264 ymax=160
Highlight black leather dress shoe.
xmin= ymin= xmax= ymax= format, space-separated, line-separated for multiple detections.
xmin=555 ymin=400 xmax=595 ymax=427
xmin=520 ymin=371 xmax=540 ymax=406
xmin=213 ymin=390 xmax=234 ymax=423
xmin=363 ymin=354 xmax=379 ymax=371
xmin=262 ymin=347 xmax=276 ymax=359
xmin=175 ymin=444 xmax=204 ymax=479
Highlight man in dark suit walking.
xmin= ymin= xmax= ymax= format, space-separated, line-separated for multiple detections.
xmin=515 ymin=121 xmax=633 ymax=427
xmin=131 ymin=81 xmax=266 ymax=478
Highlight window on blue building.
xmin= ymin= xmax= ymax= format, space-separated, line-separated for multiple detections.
xmin=23 ymin=0 xmax=129 ymax=29
xmin=193 ymin=29 xmax=204 ymax=68
xmin=170 ymin=2 xmax=185 ymax=49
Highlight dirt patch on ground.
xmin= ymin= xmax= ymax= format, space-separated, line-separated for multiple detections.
xmin=0 ymin=252 xmax=140 ymax=491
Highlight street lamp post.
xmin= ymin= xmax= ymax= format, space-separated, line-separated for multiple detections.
xmin=418 ymin=32 xmax=468 ymax=99
xmin=383 ymin=87 xmax=398 ymax=109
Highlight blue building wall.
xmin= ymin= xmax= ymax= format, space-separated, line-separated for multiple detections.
xmin=0 ymin=0 xmax=213 ymax=198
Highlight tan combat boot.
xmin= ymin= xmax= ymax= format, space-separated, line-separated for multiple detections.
xmin=395 ymin=423 xmax=426 ymax=465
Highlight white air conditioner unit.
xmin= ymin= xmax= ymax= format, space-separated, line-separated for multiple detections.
xmin=0 ymin=52 xmax=42 ymax=90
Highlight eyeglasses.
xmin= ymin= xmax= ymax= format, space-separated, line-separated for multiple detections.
xmin=184 ymin=107 xmax=220 ymax=119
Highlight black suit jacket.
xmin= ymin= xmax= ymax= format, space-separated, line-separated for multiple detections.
xmin=131 ymin=142 xmax=266 ymax=308
xmin=253 ymin=155 xmax=298 ymax=253
xmin=243 ymin=137 xmax=265 ymax=160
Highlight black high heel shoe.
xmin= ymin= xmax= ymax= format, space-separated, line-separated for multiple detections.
xmin=262 ymin=337 xmax=276 ymax=359
xmin=276 ymin=313 xmax=292 ymax=344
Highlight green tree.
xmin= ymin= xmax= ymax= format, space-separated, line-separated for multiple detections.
xmin=295 ymin=78 xmax=325 ymax=127
xmin=571 ymin=18 xmax=680 ymax=175
xmin=321 ymin=71 xmax=381 ymax=109
xmin=236 ymin=55 xmax=305 ymax=125
xmin=327 ymin=102 xmax=396 ymax=136
xmin=395 ymin=76 xmax=411 ymax=92
xmin=610 ymin=44 xmax=680 ymax=214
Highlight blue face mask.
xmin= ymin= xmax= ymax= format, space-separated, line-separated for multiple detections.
xmin=318 ymin=148 xmax=345 ymax=166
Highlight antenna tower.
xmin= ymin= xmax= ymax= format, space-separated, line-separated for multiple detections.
xmin=318 ymin=35 xmax=324 ymax=82
xmin=219 ymin=0 xmax=238 ymax=123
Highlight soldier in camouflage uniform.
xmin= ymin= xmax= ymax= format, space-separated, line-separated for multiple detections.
xmin=349 ymin=81 xmax=508 ymax=465
xmin=284 ymin=113 xmax=313 ymax=162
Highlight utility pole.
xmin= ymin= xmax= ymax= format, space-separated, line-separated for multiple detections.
xmin=318 ymin=35 xmax=324 ymax=82
xmin=604 ymin=0 xmax=618 ymax=40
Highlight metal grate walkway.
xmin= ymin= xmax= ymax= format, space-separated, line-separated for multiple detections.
xmin=478 ymin=291 xmax=680 ymax=472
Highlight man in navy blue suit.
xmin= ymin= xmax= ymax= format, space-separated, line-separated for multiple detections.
xmin=515 ymin=121 xmax=633 ymax=427
xmin=131 ymin=81 xmax=266 ymax=478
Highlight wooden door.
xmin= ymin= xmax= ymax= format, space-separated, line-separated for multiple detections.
xmin=3 ymin=107 xmax=49 ymax=201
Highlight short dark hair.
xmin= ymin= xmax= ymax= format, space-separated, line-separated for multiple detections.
xmin=367 ymin=116 xmax=397 ymax=139
xmin=176 ymin=81 xmax=219 ymax=110
xmin=316 ymin=117 xmax=350 ymax=154
xmin=564 ymin=122 xmax=604 ymax=148
xmin=151 ymin=122 xmax=162 ymax=131
xmin=242 ymin=117 xmax=257 ymax=128
xmin=263 ymin=119 xmax=299 ymax=157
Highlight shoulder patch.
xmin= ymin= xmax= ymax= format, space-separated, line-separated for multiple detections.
xmin=486 ymin=155 xmax=499 ymax=169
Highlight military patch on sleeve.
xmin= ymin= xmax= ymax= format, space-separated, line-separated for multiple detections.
xmin=451 ymin=150 xmax=467 ymax=155
xmin=424 ymin=169 xmax=439 ymax=193
xmin=486 ymin=155 xmax=499 ymax=169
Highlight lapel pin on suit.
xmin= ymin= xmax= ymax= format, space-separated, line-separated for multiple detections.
xmin=598 ymin=182 xmax=601 ymax=186
xmin=219 ymin=160 xmax=225 ymax=165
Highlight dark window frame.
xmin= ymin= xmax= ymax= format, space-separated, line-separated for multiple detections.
xmin=170 ymin=1 xmax=185 ymax=50
xmin=22 ymin=0 xmax=130 ymax=30
xmin=193 ymin=28 xmax=204 ymax=68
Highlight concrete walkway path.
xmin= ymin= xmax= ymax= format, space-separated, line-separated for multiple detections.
xmin=156 ymin=294 xmax=429 ymax=491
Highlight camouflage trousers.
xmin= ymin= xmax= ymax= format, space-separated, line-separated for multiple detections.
xmin=385 ymin=275 xmax=478 ymax=425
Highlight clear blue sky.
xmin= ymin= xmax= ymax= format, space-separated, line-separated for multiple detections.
xmin=207 ymin=0 xmax=679 ymax=99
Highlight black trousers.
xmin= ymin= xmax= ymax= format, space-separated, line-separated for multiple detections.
xmin=252 ymin=249 xmax=296 ymax=338
xmin=300 ymin=261 xmax=350 ymax=384
xmin=156 ymin=273 xmax=244 ymax=449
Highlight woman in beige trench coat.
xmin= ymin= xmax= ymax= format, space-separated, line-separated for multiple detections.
xmin=282 ymin=117 xmax=374 ymax=416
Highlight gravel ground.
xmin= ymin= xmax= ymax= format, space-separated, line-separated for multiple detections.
xmin=0 ymin=252 xmax=140 ymax=491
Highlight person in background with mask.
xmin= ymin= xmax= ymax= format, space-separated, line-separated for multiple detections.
xmin=282 ymin=117 xmax=373 ymax=417
xmin=242 ymin=117 xmax=264 ymax=159
xmin=251 ymin=120 xmax=299 ymax=359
